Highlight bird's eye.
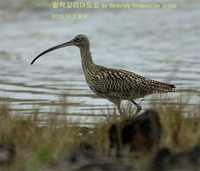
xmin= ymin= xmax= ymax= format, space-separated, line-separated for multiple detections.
xmin=76 ymin=37 xmax=81 ymax=41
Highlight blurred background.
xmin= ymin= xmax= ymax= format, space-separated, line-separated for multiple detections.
xmin=0 ymin=0 xmax=199 ymax=124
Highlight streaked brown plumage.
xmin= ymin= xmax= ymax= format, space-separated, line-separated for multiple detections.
xmin=31 ymin=34 xmax=176 ymax=115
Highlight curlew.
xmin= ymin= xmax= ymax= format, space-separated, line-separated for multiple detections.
xmin=31 ymin=34 xmax=176 ymax=115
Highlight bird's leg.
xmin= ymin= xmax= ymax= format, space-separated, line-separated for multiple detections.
xmin=115 ymin=101 xmax=122 ymax=115
xmin=130 ymin=100 xmax=141 ymax=115
xmin=139 ymin=98 xmax=144 ymax=106
xmin=117 ymin=104 xmax=122 ymax=115
xmin=111 ymin=100 xmax=122 ymax=115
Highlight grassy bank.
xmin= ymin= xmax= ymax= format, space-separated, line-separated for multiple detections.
xmin=0 ymin=94 xmax=199 ymax=170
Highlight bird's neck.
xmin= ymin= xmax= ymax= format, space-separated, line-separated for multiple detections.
xmin=79 ymin=46 xmax=95 ymax=70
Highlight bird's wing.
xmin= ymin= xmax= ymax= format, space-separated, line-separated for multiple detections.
xmin=91 ymin=67 xmax=175 ymax=98
xmin=89 ymin=68 xmax=141 ymax=99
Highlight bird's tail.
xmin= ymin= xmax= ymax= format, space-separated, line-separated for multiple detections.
xmin=152 ymin=81 xmax=176 ymax=93
xmin=148 ymin=80 xmax=176 ymax=93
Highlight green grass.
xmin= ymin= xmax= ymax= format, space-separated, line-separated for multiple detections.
xmin=0 ymin=93 xmax=199 ymax=171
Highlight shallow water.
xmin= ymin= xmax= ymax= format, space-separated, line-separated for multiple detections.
xmin=0 ymin=0 xmax=199 ymax=124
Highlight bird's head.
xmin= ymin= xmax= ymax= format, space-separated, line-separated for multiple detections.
xmin=31 ymin=34 xmax=89 ymax=65
xmin=72 ymin=34 xmax=90 ymax=47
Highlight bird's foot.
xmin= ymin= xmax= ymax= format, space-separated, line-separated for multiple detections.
xmin=130 ymin=100 xmax=142 ymax=116
xmin=139 ymin=98 xmax=144 ymax=105
xmin=134 ymin=105 xmax=141 ymax=116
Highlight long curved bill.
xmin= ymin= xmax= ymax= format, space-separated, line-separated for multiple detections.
xmin=31 ymin=40 xmax=73 ymax=65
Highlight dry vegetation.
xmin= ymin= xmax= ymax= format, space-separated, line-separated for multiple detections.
xmin=0 ymin=93 xmax=199 ymax=171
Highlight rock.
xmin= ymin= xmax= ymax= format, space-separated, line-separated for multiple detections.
xmin=67 ymin=142 xmax=97 ymax=165
xmin=109 ymin=109 xmax=162 ymax=157
xmin=0 ymin=143 xmax=15 ymax=165
xmin=64 ymin=142 xmax=137 ymax=171
xmin=149 ymin=145 xmax=200 ymax=171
